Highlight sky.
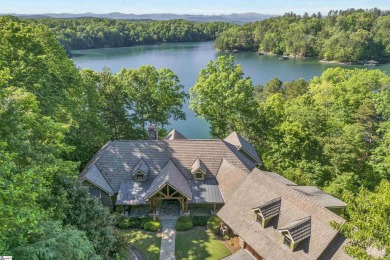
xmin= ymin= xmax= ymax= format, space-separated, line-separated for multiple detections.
xmin=1 ymin=0 xmax=389 ymax=15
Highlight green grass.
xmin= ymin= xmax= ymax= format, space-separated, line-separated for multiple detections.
xmin=118 ymin=228 xmax=161 ymax=260
xmin=175 ymin=226 xmax=231 ymax=260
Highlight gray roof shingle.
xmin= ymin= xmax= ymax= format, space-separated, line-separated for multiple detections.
xmin=253 ymin=197 xmax=281 ymax=219
xmin=116 ymin=180 xmax=150 ymax=205
xmin=191 ymin=158 xmax=207 ymax=174
xmin=216 ymin=159 xmax=249 ymax=202
xmin=144 ymin=159 xmax=192 ymax=199
xmin=132 ymin=158 xmax=149 ymax=176
xmin=279 ymin=216 xmax=311 ymax=243
xmin=217 ymin=168 xmax=349 ymax=260
xmin=82 ymin=164 xmax=114 ymax=195
xmin=224 ymin=132 xmax=262 ymax=164
xmin=92 ymin=139 xmax=256 ymax=192
xmin=164 ymin=129 xmax=187 ymax=140
xmin=188 ymin=179 xmax=224 ymax=204
xmin=292 ymin=186 xmax=347 ymax=209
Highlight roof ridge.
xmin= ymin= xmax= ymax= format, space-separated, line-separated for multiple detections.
xmin=79 ymin=141 xmax=114 ymax=179
xmin=95 ymin=163 xmax=115 ymax=193
xmin=254 ymin=168 xmax=346 ymax=222
xmin=280 ymin=216 xmax=311 ymax=230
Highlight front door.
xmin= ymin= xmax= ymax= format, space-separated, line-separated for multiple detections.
xmin=159 ymin=200 xmax=180 ymax=219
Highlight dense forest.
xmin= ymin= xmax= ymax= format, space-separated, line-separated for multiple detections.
xmin=215 ymin=8 xmax=390 ymax=62
xmin=0 ymin=16 xmax=187 ymax=258
xmin=26 ymin=18 xmax=234 ymax=52
xmin=190 ymin=55 xmax=390 ymax=258
xmin=1 ymin=9 xmax=390 ymax=259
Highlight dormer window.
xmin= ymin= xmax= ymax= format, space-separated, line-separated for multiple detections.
xmin=252 ymin=197 xmax=281 ymax=228
xmin=132 ymin=158 xmax=149 ymax=182
xmin=279 ymin=217 xmax=311 ymax=252
xmin=195 ymin=170 xmax=204 ymax=180
xmin=191 ymin=158 xmax=207 ymax=180
xmin=135 ymin=172 xmax=145 ymax=181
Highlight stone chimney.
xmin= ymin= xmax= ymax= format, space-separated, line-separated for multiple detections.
xmin=148 ymin=123 xmax=158 ymax=140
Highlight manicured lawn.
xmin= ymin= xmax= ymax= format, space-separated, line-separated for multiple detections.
xmin=118 ymin=228 xmax=161 ymax=260
xmin=175 ymin=226 xmax=232 ymax=260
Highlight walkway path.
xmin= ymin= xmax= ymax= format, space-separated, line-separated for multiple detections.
xmin=159 ymin=218 xmax=177 ymax=260
xmin=159 ymin=201 xmax=180 ymax=260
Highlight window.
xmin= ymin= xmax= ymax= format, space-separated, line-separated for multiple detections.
xmin=283 ymin=236 xmax=292 ymax=248
xmin=89 ymin=187 xmax=101 ymax=198
xmin=195 ymin=171 xmax=203 ymax=179
xmin=256 ymin=214 xmax=263 ymax=224
xmin=136 ymin=173 xmax=144 ymax=181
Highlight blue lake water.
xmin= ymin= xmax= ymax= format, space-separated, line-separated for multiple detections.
xmin=72 ymin=41 xmax=390 ymax=139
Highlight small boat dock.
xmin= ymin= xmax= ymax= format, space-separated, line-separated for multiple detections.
xmin=364 ymin=60 xmax=379 ymax=66
xmin=279 ymin=56 xmax=290 ymax=60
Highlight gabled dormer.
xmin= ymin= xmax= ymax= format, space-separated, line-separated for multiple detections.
xmin=252 ymin=197 xmax=281 ymax=228
xmin=224 ymin=131 xmax=262 ymax=165
xmin=191 ymin=158 xmax=207 ymax=180
xmin=279 ymin=217 xmax=311 ymax=252
xmin=132 ymin=158 xmax=149 ymax=182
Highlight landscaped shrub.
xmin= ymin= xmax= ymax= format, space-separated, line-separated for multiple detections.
xmin=113 ymin=212 xmax=122 ymax=225
xmin=207 ymin=216 xmax=222 ymax=235
xmin=115 ymin=205 xmax=123 ymax=213
xmin=190 ymin=216 xmax=209 ymax=226
xmin=144 ymin=220 xmax=162 ymax=232
xmin=175 ymin=216 xmax=193 ymax=231
xmin=116 ymin=216 xmax=152 ymax=229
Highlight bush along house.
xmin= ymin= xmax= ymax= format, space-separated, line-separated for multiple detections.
xmin=79 ymin=125 xmax=351 ymax=259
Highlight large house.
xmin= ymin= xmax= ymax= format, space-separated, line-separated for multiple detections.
xmin=79 ymin=125 xmax=351 ymax=259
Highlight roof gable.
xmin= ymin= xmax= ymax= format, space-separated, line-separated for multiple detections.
xmin=191 ymin=158 xmax=207 ymax=174
xmin=144 ymin=159 xmax=192 ymax=199
xmin=132 ymin=158 xmax=149 ymax=176
xmin=224 ymin=132 xmax=261 ymax=164
xmin=82 ymin=164 xmax=114 ymax=195
xmin=253 ymin=197 xmax=281 ymax=220
xmin=164 ymin=129 xmax=187 ymax=140
xmin=279 ymin=217 xmax=311 ymax=243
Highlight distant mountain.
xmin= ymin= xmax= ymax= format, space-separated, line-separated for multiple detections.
xmin=5 ymin=12 xmax=274 ymax=24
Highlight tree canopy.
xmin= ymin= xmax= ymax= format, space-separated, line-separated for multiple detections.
xmin=190 ymin=55 xmax=256 ymax=138
xmin=215 ymin=8 xmax=390 ymax=62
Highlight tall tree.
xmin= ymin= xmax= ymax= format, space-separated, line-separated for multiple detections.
xmin=190 ymin=55 xmax=256 ymax=138
xmin=334 ymin=180 xmax=390 ymax=259
xmin=117 ymin=65 xmax=187 ymax=130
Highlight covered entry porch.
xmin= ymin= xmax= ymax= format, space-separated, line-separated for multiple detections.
xmin=148 ymin=183 xmax=190 ymax=215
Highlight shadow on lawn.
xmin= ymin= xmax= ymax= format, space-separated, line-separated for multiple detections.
xmin=175 ymin=226 xmax=230 ymax=260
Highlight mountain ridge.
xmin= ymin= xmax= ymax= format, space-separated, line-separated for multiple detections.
xmin=2 ymin=12 xmax=274 ymax=24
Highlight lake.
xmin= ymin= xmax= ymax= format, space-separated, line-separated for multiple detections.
xmin=71 ymin=41 xmax=390 ymax=139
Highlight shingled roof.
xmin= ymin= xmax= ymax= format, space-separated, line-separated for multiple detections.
xmin=131 ymin=158 xmax=149 ymax=176
xmin=81 ymin=164 xmax=114 ymax=195
xmin=191 ymin=158 xmax=207 ymax=174
xmin=217 ymin=168 xmax=350 ymax=260
xmin=144 ymin=159 xmax=192 ymax=200
xmin=116 ymin=180 xmax=150 ymax=205
xmin=279 ymin=216 xmax=312 ymax=243
xmin=292 ymin=186 xmax=347 ymax=209
xmin=164 ymin=129 xmax=187 ymax=140
xmin=188 ymin=179 xmax=224 ymax=204
xmin=216 ymin=159 xmax=249 ymax=202
xmin=89 ymin=139 xmax=256 ymax=192
xmin=224 ymin=132 xmax=262 ymax=164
